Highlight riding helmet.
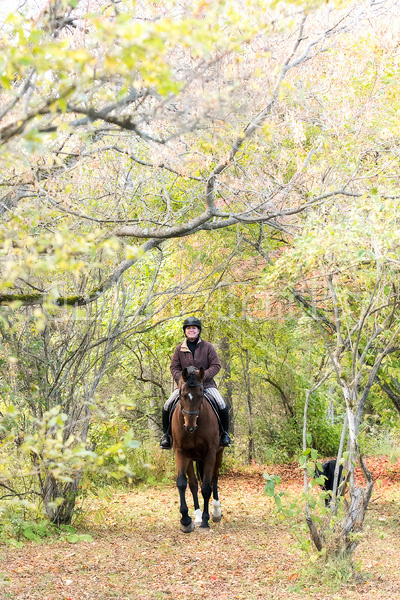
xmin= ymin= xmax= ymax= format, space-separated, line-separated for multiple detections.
xmin=182 ymin=317 xmax=202 ymax=333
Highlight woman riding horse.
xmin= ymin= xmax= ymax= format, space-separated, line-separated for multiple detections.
xmin=160 ymin=317 xmax=231 ymax=449
xmin=173 ymin=365 xmax=224 ymax=531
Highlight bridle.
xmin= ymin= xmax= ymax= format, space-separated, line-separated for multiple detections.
xmin=179 ymin=383 xmax=203 ymax=428
xmin=181 ymin=406 xmax=201 ymax=416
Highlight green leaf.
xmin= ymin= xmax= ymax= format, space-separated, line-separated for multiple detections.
xmin=264 ymin=479 xmax=276 ymax=497
xmin=23 ymin=528 xmax=40 ymax=541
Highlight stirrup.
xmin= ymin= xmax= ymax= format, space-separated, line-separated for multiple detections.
xmin=220 ymin=432 xmax=231 ymax=447
xmin=160 ymin=434 xmax=172 ymax=449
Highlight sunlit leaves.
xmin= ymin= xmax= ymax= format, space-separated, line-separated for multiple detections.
xmin=268 ymin=195 xmax=400 ymax=292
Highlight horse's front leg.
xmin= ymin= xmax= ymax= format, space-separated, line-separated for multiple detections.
xmin=175 ymin=451 xmax=194 ymax=533
xmin=187 ymin=461 xmax=202 ymax=525
xmin=199 ymin=452 xmax=216 ymax=530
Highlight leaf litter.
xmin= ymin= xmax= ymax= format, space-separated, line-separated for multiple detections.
xmin=1 ymin=457 xmax=400 ymax=599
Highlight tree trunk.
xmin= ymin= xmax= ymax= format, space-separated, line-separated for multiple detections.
xmin=243 ymin=349 xmax=255 ymax=463
xmin=148 ymin=384 xmax=162 ymax=439
xmin=263 ymin=370 xmax=294 ymax=419
xmin=220 ymin=336 xmax=234 ymax=436
xmin=328 ymin=385 xmax=334 ymax=425
xmin=42 ymin=473 xmax=82 ymax=525
xmin=377 ymin=376 xmax=400 ymax=417
xmin=304 ymin=379 xmax=374 ymax=559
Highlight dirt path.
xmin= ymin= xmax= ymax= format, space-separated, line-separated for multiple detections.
xmin=1 ymin=458 xmax=400 ymax=600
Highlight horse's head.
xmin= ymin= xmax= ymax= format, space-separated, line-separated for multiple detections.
xmin=179 ymin=366 xmax=204 ymax=433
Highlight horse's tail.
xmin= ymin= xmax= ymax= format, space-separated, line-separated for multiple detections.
xmin=196 ymin=460 xmax=204 ymax=484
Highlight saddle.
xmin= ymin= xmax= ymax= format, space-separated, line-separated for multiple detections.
xmin=169 ymin=391 xmax=221 ymax=426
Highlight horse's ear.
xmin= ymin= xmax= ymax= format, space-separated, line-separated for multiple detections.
xmin=182 ymin=367 xmax=189 ymax=381
xmin=198 ymin=367 xmax=205 ymax=380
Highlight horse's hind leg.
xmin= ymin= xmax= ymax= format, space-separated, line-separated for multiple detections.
xmin=176 ymin=451 xmax=194 ymax=533
xmin=187 ymin=461 xmax=202 ymax=525
xmin=212 ymin=448 xmax=223 ymax=522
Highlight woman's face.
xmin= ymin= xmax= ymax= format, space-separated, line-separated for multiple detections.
xmin=185 ymin=326 xmax=200 ymax=341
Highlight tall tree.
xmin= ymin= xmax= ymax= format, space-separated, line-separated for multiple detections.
xmin=270 ymin=195 xmax=400 ymax=556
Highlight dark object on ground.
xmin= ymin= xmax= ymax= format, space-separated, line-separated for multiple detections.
xmin=315 ymin=459 xmax=343 ymax=506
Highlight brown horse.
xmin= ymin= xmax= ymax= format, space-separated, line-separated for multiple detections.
xmin=171 ymin=366 xmax=224 ymax=533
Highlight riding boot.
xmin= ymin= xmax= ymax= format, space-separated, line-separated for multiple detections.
xmin=160 ymin=408 xmax=172 ymax=449
xmin=218 ymin=406 xmax=231 ymax=447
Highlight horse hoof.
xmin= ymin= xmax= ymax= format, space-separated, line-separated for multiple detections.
xmin=212 ymin=514 xmax=222 ymax=523
xmin=180 ymin=522 xmax=195 ymax=533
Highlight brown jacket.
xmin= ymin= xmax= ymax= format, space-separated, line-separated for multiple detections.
xmin=170 ymin=338 xmax=221 ymax=389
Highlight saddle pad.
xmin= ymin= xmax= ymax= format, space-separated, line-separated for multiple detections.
xmin=169 ymin=392 xmax=221 ymax=425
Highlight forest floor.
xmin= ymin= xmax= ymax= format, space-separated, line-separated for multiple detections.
xmin=1 ymin=456 xmax=400 ymax=600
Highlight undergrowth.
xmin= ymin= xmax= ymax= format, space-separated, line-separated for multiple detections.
xmin=0 ymin=509 xmax=93 ymax=548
